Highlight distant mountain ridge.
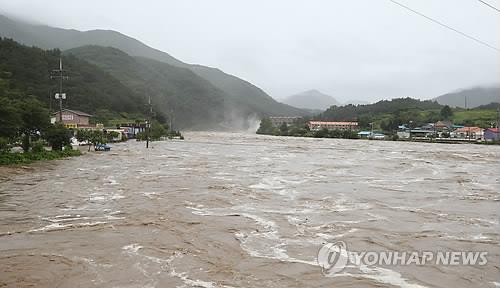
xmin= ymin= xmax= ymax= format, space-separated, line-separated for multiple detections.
xmin=283 ymin=89 xmax=340 ymax=110
xmin=0 ymin=14 xmax=306 ymax=128
xmin=434 ymin=86 xmax=500 ymax=108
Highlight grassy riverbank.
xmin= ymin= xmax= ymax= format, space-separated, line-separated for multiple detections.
xmin=0 ymin=149 xmax=82 ymax=166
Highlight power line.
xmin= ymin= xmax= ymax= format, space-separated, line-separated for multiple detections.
xmin=477 ymin=0 xmax=500 ymax=13
xmin=388 ymin=0 xmax=500 ymax=52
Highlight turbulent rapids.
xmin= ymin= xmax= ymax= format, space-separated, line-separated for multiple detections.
xmin=0 ymin=132 xmax=499 ymax=287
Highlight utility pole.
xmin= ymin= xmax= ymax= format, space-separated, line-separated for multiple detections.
xmin=465 ymin=95 xmax=468 ymax=110
xmin=370 ymin=122 xmax=374 ymax=139
xmin=146 ymin=93 xmax=153 ymax=148
xmin=51 ymin=57 xmax=69 ymax=121
xmin=170 ymin=108 xmax=174 ymax=132
xmin=409 ymin=120 xmax=413 ymax=141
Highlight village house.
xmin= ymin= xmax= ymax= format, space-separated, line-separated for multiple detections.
xmin=52 ymin=109 xmax=93 ymax=128
xmin=119 ymin=123 xmax=147 ymax=139
xmin=308 ymin=121 xmax=359 ymax=131
xmin=484 ymin=128 xmax=500 ymax=142
xmin=451 ymin=127 xmax=484 ymax=140
xmin=269 ymin=116 xmax=302 ymax=127
xmin=434 ymin=120 xmax=453 ymax=131
xmin=358 ymin=131 xmax=385 ymax=139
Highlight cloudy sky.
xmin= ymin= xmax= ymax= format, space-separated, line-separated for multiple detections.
xmin=1 ymin=0 xmax=499 ymax=102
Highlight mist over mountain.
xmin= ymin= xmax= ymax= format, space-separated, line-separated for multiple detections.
xmin=0 ymin=14 xmax=306 ymax=127
xmin=434 ymin=86 xmax=500 ymax=108
xmin=283 ymin=89 xmax=340 ymax=110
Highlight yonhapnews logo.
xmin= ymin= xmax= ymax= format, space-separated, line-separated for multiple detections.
xmin=317 ymin=240 xmax=488 ymax=276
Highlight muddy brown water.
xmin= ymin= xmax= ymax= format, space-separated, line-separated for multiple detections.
xmin=0 ymin=132 xmax=499 ymax=288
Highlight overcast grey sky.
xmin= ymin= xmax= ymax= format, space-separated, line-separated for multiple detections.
xmin=1 ymin=0 xmax=499 ymax=102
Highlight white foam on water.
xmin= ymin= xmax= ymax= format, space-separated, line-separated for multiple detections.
xmin=316 ymin=229 xmax=359 ymax=241
xmin=234 ymin=231 xmax=317 ymax=267
xmin=104 ymin=176 xmax=119 ymax=186
xmin=28 ymin=221 xmax=107 ymax=232
xmin=333 ymin=265 xmax=428 ymax=288
xmin=122 ymin=243 xmax=225 ymax=288
xmin=122 ymin=243 xmax=143 ymax=254
xmin=42 ymin=214 xmax=90 ymax=223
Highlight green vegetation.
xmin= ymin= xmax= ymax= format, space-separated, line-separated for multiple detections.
xmin=65 ymin=46 xmax=224 ymax=129
xmin=451 ymin=109 xmax=498 ymax=127
xmin=0 ymin=44 xmax=82 ymax=164
xmin=135 ymin=121 xmax=175 ymax=141
xmin=76 ymin=129 xmax=106 ymax=151
xmin=257 ymin=97 xmax=499 ymax=141
xmin=320 ymin=98 xmax=498 ymax=132
xmin=257 ymin=118 xmax=358 ymax=139
xmin=0 ymin=149 xmax=81 ymax=165
xmin=0 ymin=38 xmax=147 ymax=120
xmin=45 ymin=123 xmax=72 ymax=151
xmin=440 ymin=105 xmax=453 ymax=119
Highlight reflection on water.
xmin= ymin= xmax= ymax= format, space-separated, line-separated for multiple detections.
xmin=0 ymin=132 xmax=499 ymax=287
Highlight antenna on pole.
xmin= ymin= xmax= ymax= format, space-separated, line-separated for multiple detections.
xmin=50 ymin=57 xmax=69 ymax=122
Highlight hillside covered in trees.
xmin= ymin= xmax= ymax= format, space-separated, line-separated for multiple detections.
xmin=65 ymin=45 xmax=227 ymax=129
xmin=319 ymin=97 xmax=498 ymax=130
xmin=0 ymin=38 xmax=148 ymax=122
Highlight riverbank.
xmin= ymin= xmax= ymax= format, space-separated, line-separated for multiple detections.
xmin=0 ymin=149 xmax=82 ymax=166
xmin=258 ymin=132 xmax=500 ymax=145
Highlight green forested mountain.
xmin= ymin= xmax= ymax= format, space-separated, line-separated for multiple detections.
xmin=0 ymin=38 xmax=145 ymax=118
xmin=0 ymin=14 xmax=305 ymax=121
xmin=320 ymin=98 xmax=443 ymax=128
xmin=65 ymin=45 xmax=225 ymax=129
xmin=321 ymin=98 xmax=442 ymax=120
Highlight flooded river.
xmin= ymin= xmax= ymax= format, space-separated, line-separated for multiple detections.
xmin=0 ymin=132 xmax=499 ymax=287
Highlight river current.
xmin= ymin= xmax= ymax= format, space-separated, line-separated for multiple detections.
xmin=0 ymin=132 xmax=499 ymax=287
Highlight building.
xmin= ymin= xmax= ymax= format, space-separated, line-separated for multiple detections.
xmin=52 ymin=109 xmax=92 ymax=128
xmin=358 ymin=131 xmax=385 ymax=139
xmin=269 ymin=116 xmax=302 ymax=127
xmin=451 ymin=127 xmax=484 ymax=140
xmin=484 ymin=128 xmax=500 ymax=142
xmin=409 ymin=129 xmax=435 ymax=138
xmin=308 ymin=121 xmax=359 ymax=131
xmin=434 ymin=120 xmax=453 ymax=131
xmin=120 ymin=124 xmax=147 ymax=139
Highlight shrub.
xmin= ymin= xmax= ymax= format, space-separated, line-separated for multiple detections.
xmin=31 ymin=139 xmax=47 ymax=153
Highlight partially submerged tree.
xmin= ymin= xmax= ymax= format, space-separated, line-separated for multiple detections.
xmin=45 ymin=123 xmax=71 ymax=151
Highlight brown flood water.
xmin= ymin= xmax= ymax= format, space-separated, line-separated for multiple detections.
xmin=0 ymin=132 xmax=499 ymax=288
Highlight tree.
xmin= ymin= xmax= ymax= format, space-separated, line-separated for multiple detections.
xmin=257 ymin=118 xmax=276 ymax=135
xmin=440 ymin=105 xmax=453 ymax=120
xmin=279 ymin=122 xmax=289 ymax=136
xmin=150 ymin=121 xmax=168 ymax=140
xmin=0 ymin=96 xmax=22 ymax=139
xmin=44 ymin=123 xmax=71 ymax=151
xmin=89 ymin=130 xmax=107 ymax=151
xmin=19 ymin=98 xmax=49 ymax=152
